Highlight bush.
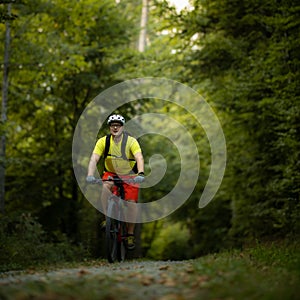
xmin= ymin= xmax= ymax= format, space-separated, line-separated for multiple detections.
xmin=147 ymin=222 xmax=192 ymax=260
xmin=0 ymin=213 xmax=88 ymax=272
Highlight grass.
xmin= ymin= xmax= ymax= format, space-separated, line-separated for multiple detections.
xmin=189 ymin=243 xmax=300 ymax=300
xmin=0 ymin=240 xmax=299 ymax=300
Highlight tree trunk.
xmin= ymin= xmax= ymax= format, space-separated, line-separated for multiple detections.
xmin=138 ymin=0 xmax=148 ymax=52
xmin=0 ymin=3 xmax=11 ymax=214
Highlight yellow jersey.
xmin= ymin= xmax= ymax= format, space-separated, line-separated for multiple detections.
xmin=93 ymin=133 xmax=141 ymax=175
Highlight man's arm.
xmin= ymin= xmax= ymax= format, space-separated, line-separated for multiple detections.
xmin=134 ymin=152 xmax=144 ymax=174
xmin=87 ymin=153 xmax=100 ymax=176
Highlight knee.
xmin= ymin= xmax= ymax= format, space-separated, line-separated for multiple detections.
xmin=103 ymin=182 xmax=114 ymax=191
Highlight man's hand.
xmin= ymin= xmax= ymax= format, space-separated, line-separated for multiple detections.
xmin=86 ymin=175 xmax=96 ymax=184
xmin=134 ymin=173 xmax=145 ymax=183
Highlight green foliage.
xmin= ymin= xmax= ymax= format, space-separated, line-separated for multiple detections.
xmin=1 ymin=0 xmax=299 ymax=269
xmin=1 ymin=0 xmax=137 ymax=256
xmin=248 ymin=239 xmax=300 ymax=272
xmin=147 ymin=222 xmax=192 ymax=260
xmin=0 ymin=213 xmax=88 ymax=272
xmin=0 ymin=1 xmax=18 ymax=23
xmin=173 ymin=0 xmax=300 ymax=242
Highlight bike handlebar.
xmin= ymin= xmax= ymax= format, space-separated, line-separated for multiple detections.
xmin=91 ymin=177 xmax=136 ymax=185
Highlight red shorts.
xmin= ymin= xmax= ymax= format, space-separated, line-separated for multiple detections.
xmin=102 ymin=172 xmax=139 ymax=202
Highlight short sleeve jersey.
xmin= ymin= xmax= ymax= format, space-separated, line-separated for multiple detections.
xmin=93 ymin=134 xmax=141 ymax=175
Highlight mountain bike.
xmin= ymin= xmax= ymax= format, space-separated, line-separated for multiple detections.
xmin=95 ymin=176 xmax=133 ymax=263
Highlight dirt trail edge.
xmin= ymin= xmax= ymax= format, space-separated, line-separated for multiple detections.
xmin=0 ymin=260 xmax=206 ymax=300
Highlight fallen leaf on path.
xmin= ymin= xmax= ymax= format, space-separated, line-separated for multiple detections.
xmin=134 ymin=265 xmax=144 ymax=269
xmin=114 ymin=275 xmax=124 ymax=282
xmin=192 ymin=275 xmax=210 ymax=288
xmin=77 ymin=269 xmax=90 ymax=276
xmin=197 ymin=275 xmax=209 ymax=283
xmin=128 ymin=272 xmax=140 ymax=278
xmin=159 ymin=272 xmax=168 ymax=279
xmin=158 ymin=277 xmax=177 ymax=287
xmin=159 ymin=265 xmax=170 ymax=271
xmin=185 ymin=265 xmax=195 ymax=274
xmin=182 ymin=274 xmax=191 ymax=284
xmin=140 ymin=275 xmax=155 ymax=286
xmin=158 ymin=293 xmax=185 ymax=300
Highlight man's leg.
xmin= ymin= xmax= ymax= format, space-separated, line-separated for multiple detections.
xmin=126 ymin=193 xmax=138 ymax=250
xmin=99 ymin=178 xmax=114 ymax=231
xmin=126 ymin=200 xmax=137 ymax=235
xmin=101 ymin=181 xmax=113 ymax=214
xmin=123 ymin=182 xmax=139 ymax=250
xmin=126 ymin=200 xmax=137 ymax=250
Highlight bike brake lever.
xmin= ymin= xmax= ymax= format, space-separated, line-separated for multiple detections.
xmin=94 ymin=179 xmax=103 ymax=185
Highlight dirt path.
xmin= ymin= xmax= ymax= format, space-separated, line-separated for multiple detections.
xmin=0 ymin=260 xmax=204 ymax=300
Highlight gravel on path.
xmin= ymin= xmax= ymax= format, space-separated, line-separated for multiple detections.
xmin=0 ymin=260 xmax=202 ymax=300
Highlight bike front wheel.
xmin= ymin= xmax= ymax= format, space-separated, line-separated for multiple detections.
xmin=106 ymin=197 xmax=120 ymax=263
xmin=105 ymin=216 xmax=119 ymax=263
xmin=117 ymin=221 xmax=127 ymax=262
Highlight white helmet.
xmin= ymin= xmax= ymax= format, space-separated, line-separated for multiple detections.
xmin=107 ymin=114 xmax=125 ymax=125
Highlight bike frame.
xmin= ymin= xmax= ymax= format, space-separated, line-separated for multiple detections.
xmin=102 ymin=177 xmax=132 ymax=263
xmin=90 ymin=176 xmax=136 ymax=263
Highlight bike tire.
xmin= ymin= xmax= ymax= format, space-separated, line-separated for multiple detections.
xmin=117 ymin=221 xmax=127 ymax=262
xmin=106 ymin=201 xmax=119 ymax=263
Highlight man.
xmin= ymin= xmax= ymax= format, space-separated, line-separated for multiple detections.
xmin=86 ymin=114 xmax=144 ymax=249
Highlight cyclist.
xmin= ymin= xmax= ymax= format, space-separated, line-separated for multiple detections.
xmin=86 ymin=114 xmax=145 ymax=249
